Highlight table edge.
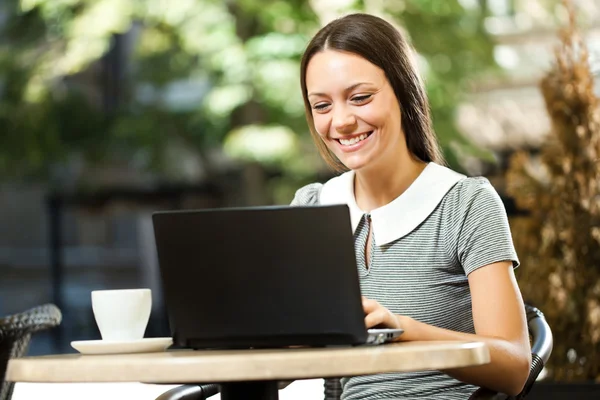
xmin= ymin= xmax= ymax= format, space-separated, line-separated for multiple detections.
xmin=7 ymin=341 xmax=491 ymax=383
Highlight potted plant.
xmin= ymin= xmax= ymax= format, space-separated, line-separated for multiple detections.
xmin=506 ymin=0 xmax=600 ymax=396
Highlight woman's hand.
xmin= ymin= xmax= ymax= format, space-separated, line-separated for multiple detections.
xmin=362 ymin=296 xmax=403 ymax=330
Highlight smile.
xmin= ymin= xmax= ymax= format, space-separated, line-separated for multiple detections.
xmin=337 ymin=131 xmax=373 ymax=146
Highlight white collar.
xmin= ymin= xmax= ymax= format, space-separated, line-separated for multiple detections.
xmin=319 ymin=162 xmax=466 ymax=245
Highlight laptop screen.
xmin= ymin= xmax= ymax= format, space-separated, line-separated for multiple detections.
xmin=152 ymin=205 xmax=367 ymax=348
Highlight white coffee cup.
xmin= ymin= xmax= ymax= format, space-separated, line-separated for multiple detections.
xmin=91 ymin=288 xmax=152 ymax=341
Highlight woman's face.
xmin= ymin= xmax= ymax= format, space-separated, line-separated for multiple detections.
xmin=305 ymin=50 xmax=404 ymax=172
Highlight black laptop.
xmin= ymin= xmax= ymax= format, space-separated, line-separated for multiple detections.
xmin=152 ymin=204 xmax=403 ymax=349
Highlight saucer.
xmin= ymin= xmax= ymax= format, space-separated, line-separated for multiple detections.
xmin=71 ymin=337 xmax=173 ymax=355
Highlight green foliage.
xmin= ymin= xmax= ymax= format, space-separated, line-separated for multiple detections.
xmin=390 ymin=0 xmax=499 ymax=167
xmin=0 ymin=0 xmax=498 ymax=184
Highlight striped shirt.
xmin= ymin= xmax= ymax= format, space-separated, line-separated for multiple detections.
xmin=290 ymin=162 xmax=519 ymax=400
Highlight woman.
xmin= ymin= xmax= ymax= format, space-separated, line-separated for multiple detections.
xmin=291 ymin=13 xmax=531 ymax=399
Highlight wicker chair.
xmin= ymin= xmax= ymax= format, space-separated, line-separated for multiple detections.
xmin=0 ymin=304 xmax=62 ymax=400
xmin=156 ymin=304 xmax=552 ymax=400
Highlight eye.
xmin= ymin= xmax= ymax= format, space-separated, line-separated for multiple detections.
xmin=312 ymin=103 xmax=330 ymax=111
xmin=351 ymin=94 xmax=372 ymax=104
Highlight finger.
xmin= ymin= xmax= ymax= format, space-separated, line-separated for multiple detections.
xmin=362 ymin=298 xmax=379 ymax=313
xmin=364 ymin=308 xmax=388 ymax=329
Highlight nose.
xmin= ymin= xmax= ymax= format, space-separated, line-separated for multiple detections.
xmin=332 ymin=104 xmax=357 ymax=134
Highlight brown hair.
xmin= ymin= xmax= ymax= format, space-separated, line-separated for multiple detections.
xmin=300 ymin=13 xmax=444 ymax=171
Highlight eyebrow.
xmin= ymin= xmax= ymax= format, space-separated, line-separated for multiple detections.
xmin=307 ymin=82 xmax=374 ymax=98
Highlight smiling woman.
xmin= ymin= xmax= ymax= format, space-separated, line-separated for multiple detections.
xmin=292 ymin=13 xmax=532 ymax=400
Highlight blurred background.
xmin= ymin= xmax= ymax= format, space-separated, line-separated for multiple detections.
xmin=1 ymin=0 xmax=600 ymax=390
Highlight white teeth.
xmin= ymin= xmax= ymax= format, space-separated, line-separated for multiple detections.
xmin=339 ymin=133 xmax=369 ymax=146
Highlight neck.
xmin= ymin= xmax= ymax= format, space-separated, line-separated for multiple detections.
xmin=354 ymin=156 xmax=427 ymax=212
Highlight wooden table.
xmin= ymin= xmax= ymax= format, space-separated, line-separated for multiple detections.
xmin=7 ymin=341 xmax=490 ymax=400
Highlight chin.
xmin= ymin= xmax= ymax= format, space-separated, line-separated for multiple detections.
xmin=338 ymin=158 xmax=370 ymax=172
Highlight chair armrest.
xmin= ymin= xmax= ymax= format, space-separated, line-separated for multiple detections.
xmin=155 ymin=384 xmax=220 ymax=400
xmin=0 ymin=304 xmax=62 ymax=338
xmin=516 ymin=353 xmax=544 ymax=400
xmin=526 ymin=306 xmax=553 ymax=364
xmin=468 ymin=388 xmax=510 ymax=400
xmin=154 ymin=381 xmax=294 ymax=400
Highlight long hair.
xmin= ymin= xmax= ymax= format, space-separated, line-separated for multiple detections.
xmin=300 ymin=13 xmax=444 ymax=171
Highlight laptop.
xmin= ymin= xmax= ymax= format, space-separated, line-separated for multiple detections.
xmin=152 ymin=204 xmax=403 ymax=349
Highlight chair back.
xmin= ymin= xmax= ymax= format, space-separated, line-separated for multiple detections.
xmin=0 ymin=304 xmax=62 ymax=400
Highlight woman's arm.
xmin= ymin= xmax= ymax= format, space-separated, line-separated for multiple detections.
xmin=363 ymin=260 xmax=531 ymax=396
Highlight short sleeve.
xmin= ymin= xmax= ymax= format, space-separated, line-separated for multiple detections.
xmin=457 ymin=179 xmax=519 ymax=275
xmin=290 ymin=183 xmax=323 ymax=206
